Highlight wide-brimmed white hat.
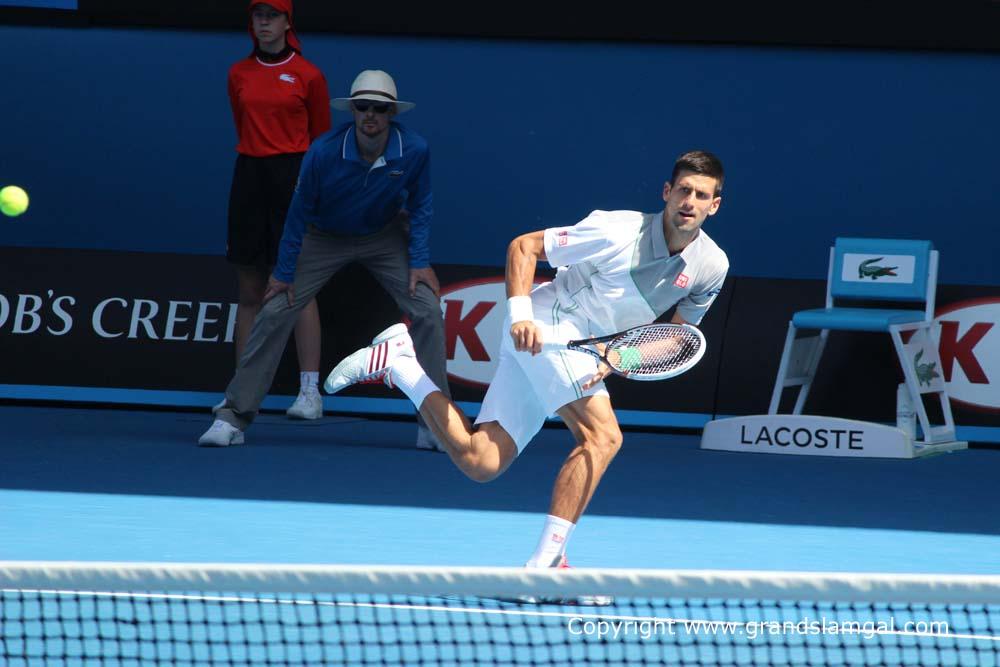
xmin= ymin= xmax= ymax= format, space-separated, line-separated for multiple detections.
xmin=331 ymin=70 xmax=415 ymax=113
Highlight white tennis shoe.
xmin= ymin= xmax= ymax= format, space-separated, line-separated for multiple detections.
xmin=518 ymin=556 xmax=615 ymax=606
xmin=287 ymin=388 xmax=323 ymax=420
xmin=198 ymin=419 xmax=245 ymax=447
xmin=324 ymin=323 xmax=414 ymax=394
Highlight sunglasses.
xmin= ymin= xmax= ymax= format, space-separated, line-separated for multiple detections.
xmin=352 ymin=101 xmax=392 ymax=114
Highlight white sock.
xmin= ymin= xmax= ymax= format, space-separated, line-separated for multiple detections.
xmin=526 ymin=514 xmax=575 ymax=568
xmin=300 ymin=371 xmax=319 ymax=392
xmin=391 ymin=355 xmax=440 ymax=409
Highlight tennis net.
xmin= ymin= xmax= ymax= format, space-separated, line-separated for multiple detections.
xmin=1 ymin=561 xmax=998 ymax=666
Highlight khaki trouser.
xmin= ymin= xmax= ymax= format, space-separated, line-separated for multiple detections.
xmin=216 ymin=221 xmax=450 ymax=431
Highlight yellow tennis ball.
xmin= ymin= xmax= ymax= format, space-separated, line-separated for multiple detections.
xmin=0 ymin=186 xmax=29 ymax=217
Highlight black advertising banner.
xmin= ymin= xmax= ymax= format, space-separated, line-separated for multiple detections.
xmin=1 ymin=246 xmax=997 ymax=436
xmin=0 ymin=247 xmax=410 ymax=397
xmin=0 ymin=248 xmax=489 ymax=402
xmin=0 ymin=246 xmax=250 ymax=391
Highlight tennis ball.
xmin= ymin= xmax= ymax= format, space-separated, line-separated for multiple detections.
xmin=0 ymin=186 xmax=29 ymax=217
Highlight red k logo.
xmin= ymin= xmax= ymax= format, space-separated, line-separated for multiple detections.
xmin=934 ymin=298 xmax=1000 ymax=410
xmin=439 ymin=278 xmax=507 ymax=387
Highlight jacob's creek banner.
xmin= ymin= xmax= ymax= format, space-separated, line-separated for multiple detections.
xmin=0 ymin=247 xmax=997 ymax=437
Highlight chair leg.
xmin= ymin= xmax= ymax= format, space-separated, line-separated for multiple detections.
xmin=768 ymin=324 xmax=797 ymax=414
xmin=792 ymin=330 xmax=828 ymax=415
xmin=889 ymin=324 xmax=956 ymax=444
xmin=769 ymin=325 xmax=828 ymax=415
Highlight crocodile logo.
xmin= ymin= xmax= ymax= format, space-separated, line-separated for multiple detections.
xmin=858 ymin=257 xmax=898 ymax=280
xmin=914 ymin=349 xmax=940 ymax=386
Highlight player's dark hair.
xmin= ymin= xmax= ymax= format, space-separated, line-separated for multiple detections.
xmin=670 ymin=150 xmax=724 ymax=196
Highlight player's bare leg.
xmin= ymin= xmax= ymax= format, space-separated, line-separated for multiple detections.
xmin=324 ymin=323 xmax=517 ymax=482
xmin=523 ymin=394 xmax=622 ymax=572
xmin=417 ymin=394 xmax=518 ymax=482
xmin=549 ymin=395 xmax=623 ymax=522
xmin=517 ymin=395 xmax=619 ymax=606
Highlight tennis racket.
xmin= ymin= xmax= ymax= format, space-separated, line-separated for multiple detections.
xmin=567 ymin=323 xmax=706 ymax=381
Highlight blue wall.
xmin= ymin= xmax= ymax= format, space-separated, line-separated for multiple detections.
xmin=3 ymin=26 xmax=999 ymax=284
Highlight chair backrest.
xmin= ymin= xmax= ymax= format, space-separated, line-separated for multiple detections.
xmin=828 ymin=238 xmax=935 ymax=307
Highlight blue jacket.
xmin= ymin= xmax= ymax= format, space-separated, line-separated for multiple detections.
xmin=274 ymin=121 xmax=434 ymax=282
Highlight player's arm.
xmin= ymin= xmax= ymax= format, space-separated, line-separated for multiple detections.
xmin=506 ymin=231 xmax=546 ymax=354
xmin=672 ymin=266 xmax=727 ymax=326
xmin=507 ymin=213 xmax=614 ymax=355
xmin=506 ymin=230 xmax=545 ymax=298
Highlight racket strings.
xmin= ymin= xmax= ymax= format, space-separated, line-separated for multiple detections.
xmin=609 ymin=326 xmax=702 ymax=376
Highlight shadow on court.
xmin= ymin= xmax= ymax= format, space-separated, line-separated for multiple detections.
xmin=0 ymin=404 xmax=997 ymax=536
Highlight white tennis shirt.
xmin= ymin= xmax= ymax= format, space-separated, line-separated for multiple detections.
xmin=542 ymin=209 xmax=729 ymax=336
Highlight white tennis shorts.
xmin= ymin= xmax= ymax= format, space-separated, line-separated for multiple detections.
xmin=474 ymin=282 xmax=610 ymax=452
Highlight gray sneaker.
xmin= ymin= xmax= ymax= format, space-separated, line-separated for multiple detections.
xmin=198 ymin=419 xmax=245 ymax=447
xmin=287 ymin=389 xmax=323 ymax=420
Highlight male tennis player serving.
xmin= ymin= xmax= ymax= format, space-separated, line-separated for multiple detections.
xmin=326 ymin=150 xmax=729 ymax=574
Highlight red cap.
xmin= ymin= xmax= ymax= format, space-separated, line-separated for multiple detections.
xmin=248 ymin=0 xmax=301 ymax=53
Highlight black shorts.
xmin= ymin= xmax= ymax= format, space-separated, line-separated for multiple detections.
xmin=226 ymin=152 xmax=305 ymax=268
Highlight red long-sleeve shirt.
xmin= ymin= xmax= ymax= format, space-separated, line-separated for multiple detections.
xmin=228 ymin=51 xmax=331 ymax=157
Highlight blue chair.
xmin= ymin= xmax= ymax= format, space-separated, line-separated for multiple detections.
xmin=768 ymin=238 xmax=958 ymax=445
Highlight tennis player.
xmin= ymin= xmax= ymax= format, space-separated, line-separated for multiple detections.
xmin=326 ymin=150 xmax=729 ymax=572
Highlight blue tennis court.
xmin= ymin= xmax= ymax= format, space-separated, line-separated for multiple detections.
xmin=2 ymin=404 xmax=1000 ymax=665
xmin=2 ymin=403 xmax=998 ymax=571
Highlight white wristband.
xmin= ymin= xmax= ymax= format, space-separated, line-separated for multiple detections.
xmin=507 ymin=296 xmax=534 ymax=323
